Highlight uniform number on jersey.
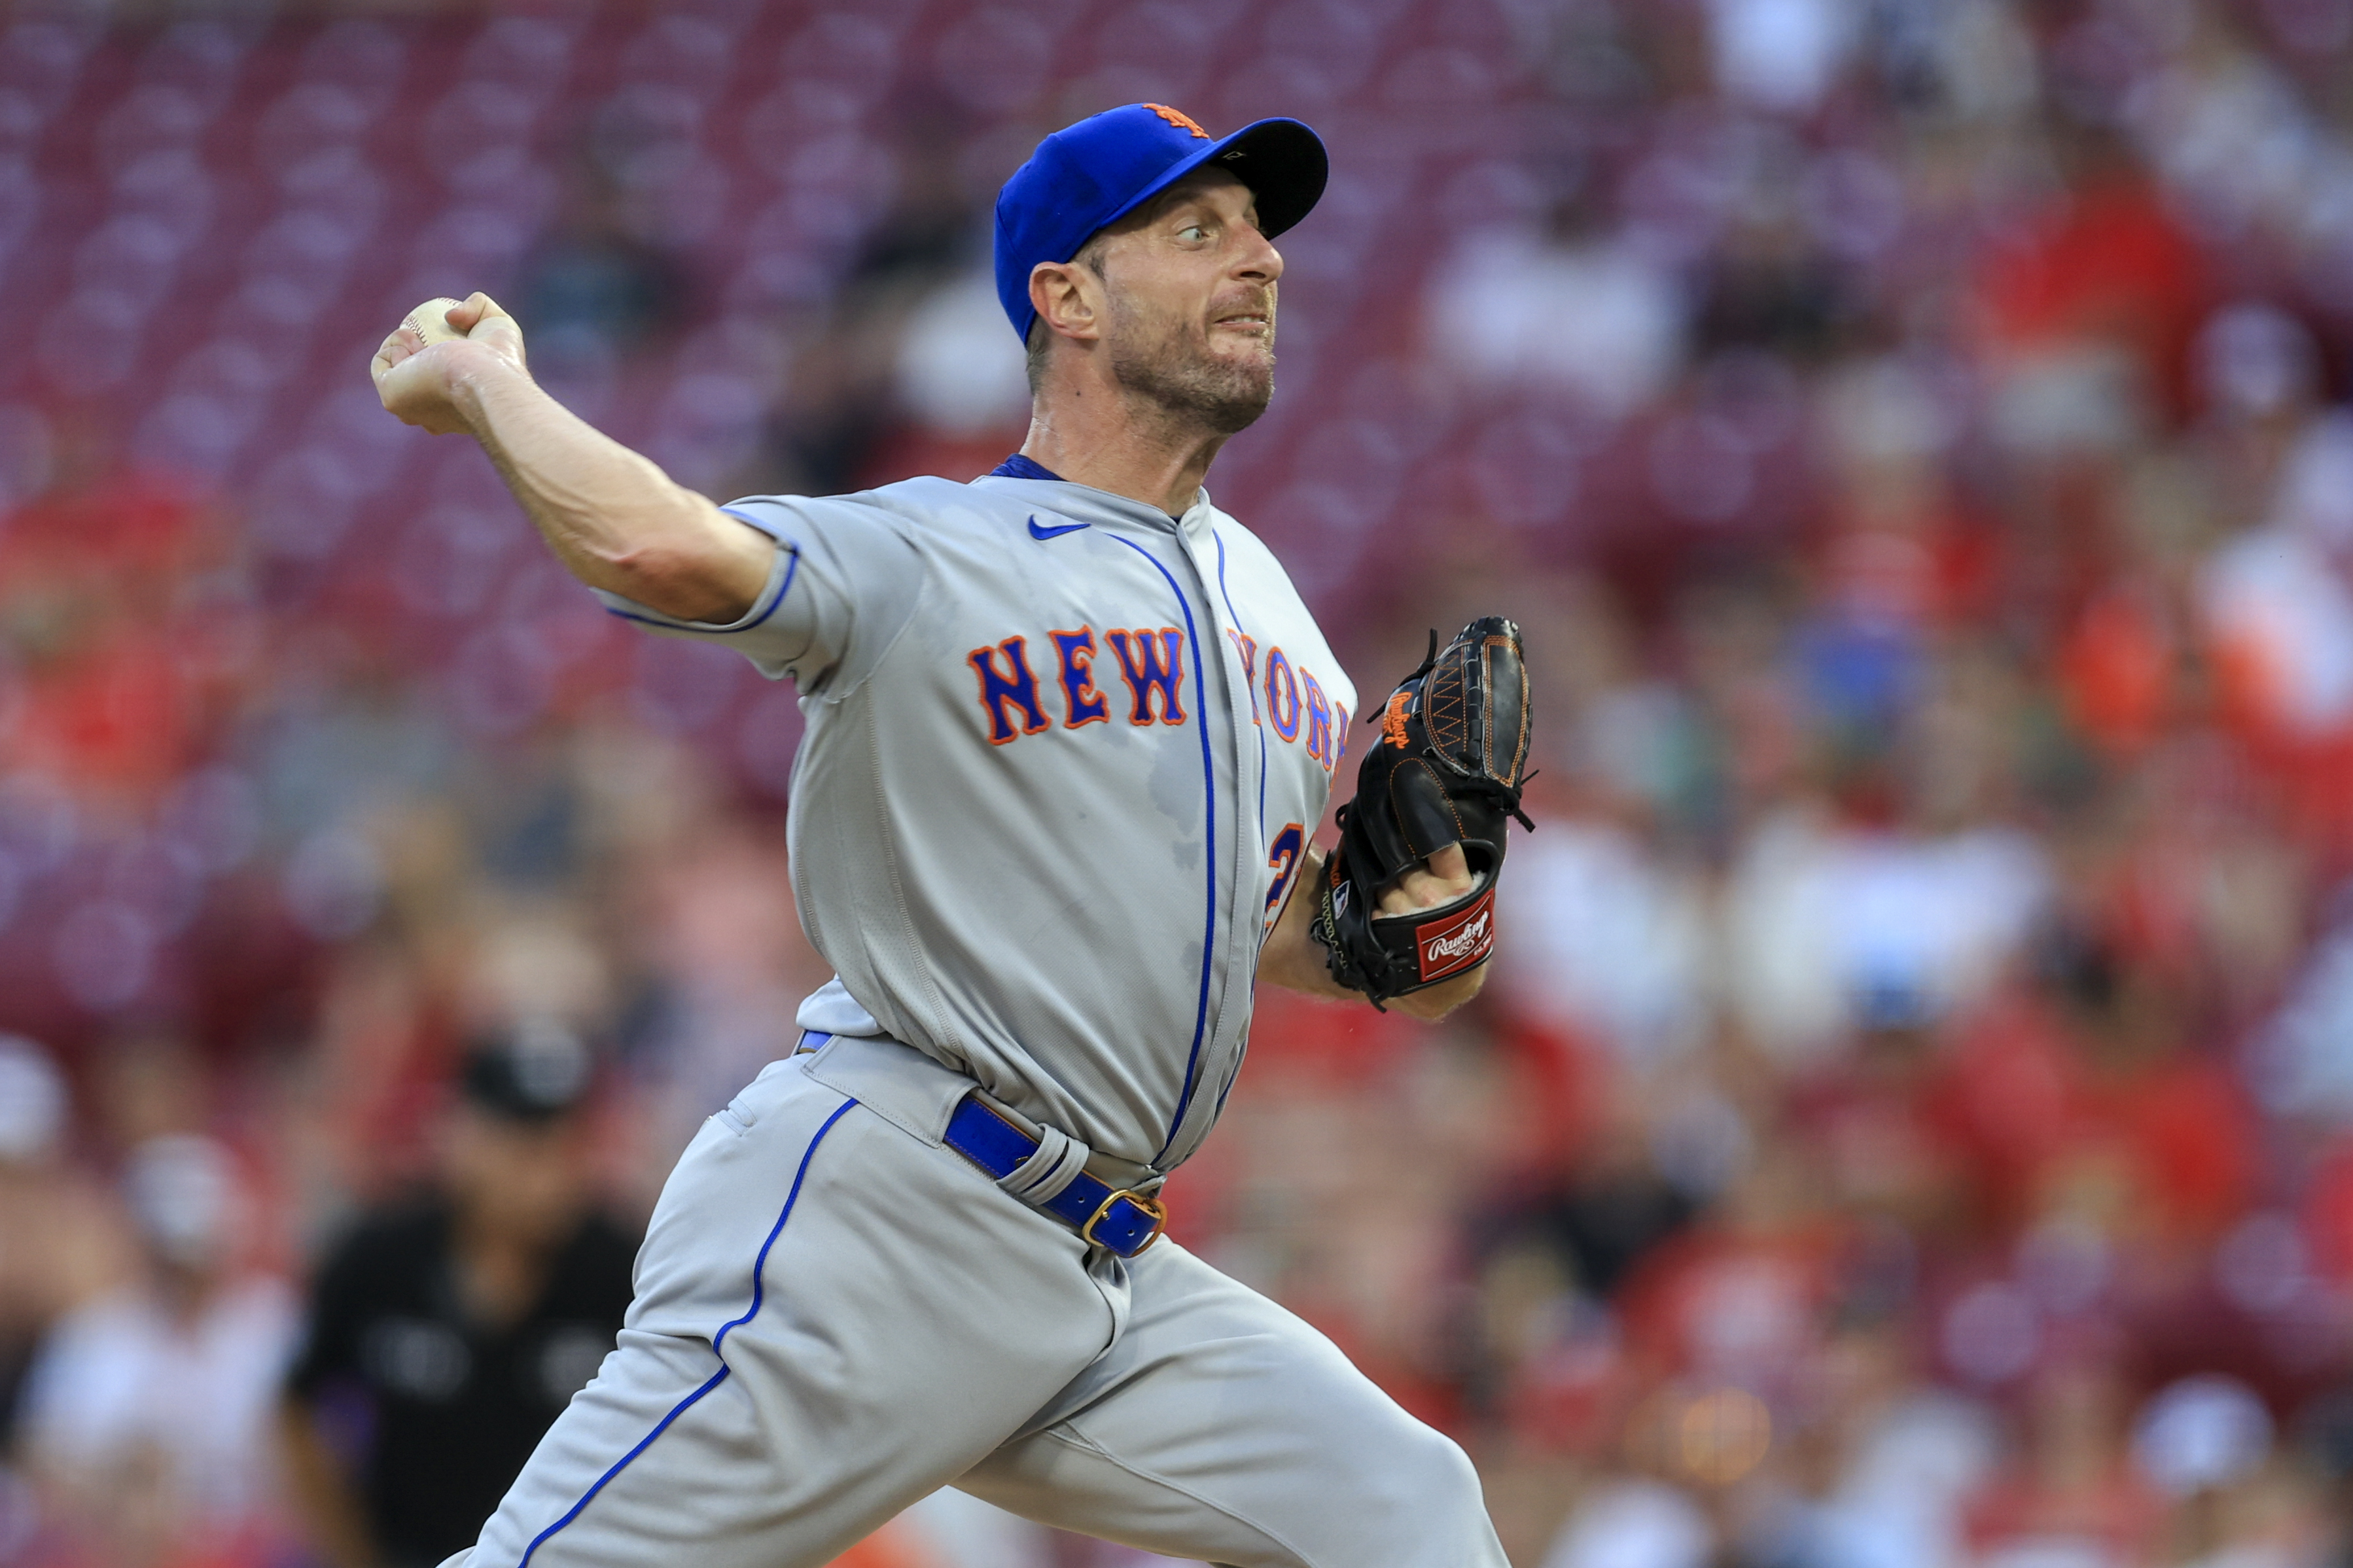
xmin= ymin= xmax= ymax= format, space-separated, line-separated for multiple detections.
xmin=1264 ymin=822 xmax=1306 ymax=927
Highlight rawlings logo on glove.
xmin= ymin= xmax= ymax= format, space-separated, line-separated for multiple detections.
xmin=1419 ymin=897 xmax=1494 ymax=977
xmin=1311 ymin=616 xmax=1533 ymax=1005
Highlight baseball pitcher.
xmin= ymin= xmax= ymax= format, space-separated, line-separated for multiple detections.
xmin=371 ymin=104 xmax=1530 ymax=1568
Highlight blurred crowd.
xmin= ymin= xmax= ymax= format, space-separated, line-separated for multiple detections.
xmin=11 ymin=1 xmax=2353 ymax=1566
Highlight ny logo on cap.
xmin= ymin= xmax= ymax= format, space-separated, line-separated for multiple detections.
xmin=1145 ymin=103 xmax=1211 ymax=139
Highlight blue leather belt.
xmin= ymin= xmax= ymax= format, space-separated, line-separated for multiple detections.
xmin=794 ymin=1030 xmax=1167 ymax=1258
xmin=942 ymin=1094 xmax=1167 ymax=1258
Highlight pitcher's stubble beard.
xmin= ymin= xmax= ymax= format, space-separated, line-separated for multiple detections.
xmin=1105 ymin=290 xmax=1277 ymax=436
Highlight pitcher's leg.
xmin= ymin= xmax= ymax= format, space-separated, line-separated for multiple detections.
xmin=443 ymin=1065 xmax=1116 ymax=1568
xmin=959 ymin=1241 xmax=1506 ymax=1568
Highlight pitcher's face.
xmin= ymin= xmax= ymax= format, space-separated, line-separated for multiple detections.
xmin=1095 ymin=171 xmax=1285 ymax=435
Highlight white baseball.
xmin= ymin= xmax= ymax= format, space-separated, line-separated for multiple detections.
xmin=402 ymin=296 xmax=468 ymax=346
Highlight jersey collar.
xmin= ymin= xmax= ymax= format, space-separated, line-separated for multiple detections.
xmin=985 ymin=453 xmax=1210 ymax=531
xmin=989 ymin=453 xmax=1062 ymax=483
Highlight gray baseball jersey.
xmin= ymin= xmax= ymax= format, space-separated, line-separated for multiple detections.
xmin=451 ymin=462 xmax=1512 ymax=1568
xmin=596 ymin=466 xmax=1357 ymax=1179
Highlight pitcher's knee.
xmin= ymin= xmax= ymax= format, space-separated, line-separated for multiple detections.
xmin=1347 ymin=1421 xmax=1496 ymax=1559
xmin=1409 ymin=1427 xmax=1487 ymax=1525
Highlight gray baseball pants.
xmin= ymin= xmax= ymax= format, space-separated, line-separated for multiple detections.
xmin=437 ymin=1034 xmax=1506 ymax=1568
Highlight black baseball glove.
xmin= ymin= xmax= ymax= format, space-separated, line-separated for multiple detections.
xmin=1310 ymin=616 xmax=1533 ymax=1006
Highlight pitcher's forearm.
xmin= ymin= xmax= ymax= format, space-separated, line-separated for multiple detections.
xmin=451 ymin=350 xmax=770 ymax=623
xmin=1388 ymin=962 xmax=1485 ymax=1020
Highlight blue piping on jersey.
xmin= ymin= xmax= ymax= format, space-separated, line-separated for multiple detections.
xmin=1209 ymin=534 xmax=1262 ymax=1130
xmin=600 ymin=537 xmax=801 ymax=636
xmin=1108 ymin=535 xmax=1216 ymax=1168
xmin=1211 ymin=531 xmax=1268 ymax=843
xmin=513 ymin=1096 xmax=858 ymax=1568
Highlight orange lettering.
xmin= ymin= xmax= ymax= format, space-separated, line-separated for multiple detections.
xmin=1144 ymin=103 xmax=1212 ymax=139
xmin=1382 ymin=691 xmax=1412 ymax=749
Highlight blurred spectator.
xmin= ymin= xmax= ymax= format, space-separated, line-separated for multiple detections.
xmin=0 ymin=1037 xmax=130 ymax=1453
xmin=279 ymin=1025 xmax=636 ymax=1568
xmin=513 ymin=153 xmax=691 ymax=379
xmin=18 ymin=1136 xmax=295 ymax=1568
xmin=1496 ymin=817 xmax=1712 ymax=1073
xmin=1724 ymin=802 xmax=2051 ymax=1066
xmin=1540 ymin=1476 xmax=1711 ymax=1568
xmin=1962 ymin=1359 xmax=2161 ymax=1568
xmin=1703 ymin=0 xmax=1858 ymax=116
xmin=891 ymin=264 xmax=1031 ymax=453
xmin=2201 ymin=411 xmax=2353 ymax=747
xmin=768 ymin=118 xmax=980 ymax=496
xmin=1428 ymin=187 xmax=1686 ymax=421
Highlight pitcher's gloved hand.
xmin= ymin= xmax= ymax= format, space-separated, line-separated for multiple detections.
xmin=1310 ymin=616 xmax=1534 ymax=1007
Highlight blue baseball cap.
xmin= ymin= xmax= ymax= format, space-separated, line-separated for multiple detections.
xmin=995 ymin=103 xmax=1328 ymax=344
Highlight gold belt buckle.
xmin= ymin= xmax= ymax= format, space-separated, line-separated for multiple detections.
xmin=1080 ymin=1189 xmax=1168 ymax=1255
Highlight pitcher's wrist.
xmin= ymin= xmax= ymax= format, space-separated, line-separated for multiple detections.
xmin=446 ymin=342 xmax=535 ymax=432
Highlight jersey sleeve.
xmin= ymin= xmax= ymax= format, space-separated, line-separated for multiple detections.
xmin=590 ymin=495 xmax=929 ymax=695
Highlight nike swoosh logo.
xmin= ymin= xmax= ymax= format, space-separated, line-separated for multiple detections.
xmin=1027 ymin=515 xmax=1089 ymax=540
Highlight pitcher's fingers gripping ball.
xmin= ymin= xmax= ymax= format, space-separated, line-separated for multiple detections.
xmin=1312 ymin=616 xmax=1534 ymax=1005
xmin=371 ymin=292 xmax=531 ymax=436
xmin=404 ymin=296 xmax=470 ymax=344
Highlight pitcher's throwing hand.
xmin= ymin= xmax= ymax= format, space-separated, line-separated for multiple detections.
xmin=370 ymin=292 xmax=529 ymax=437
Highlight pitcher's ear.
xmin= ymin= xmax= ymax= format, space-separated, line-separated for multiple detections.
xmin=1031 ymin=259 xmax=1102 ymax=345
